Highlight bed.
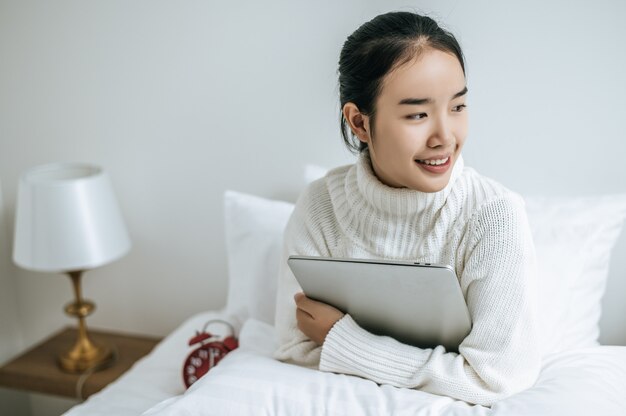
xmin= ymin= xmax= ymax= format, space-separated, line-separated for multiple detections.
xmin=63 ymin=169 xmax=626 ymax=416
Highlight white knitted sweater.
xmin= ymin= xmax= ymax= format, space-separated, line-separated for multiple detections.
xmin=273 ymin=150 xmax=541 ymax=406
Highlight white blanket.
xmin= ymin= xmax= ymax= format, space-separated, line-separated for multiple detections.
xmin=142 ymin=318 xmax=626 ymax=416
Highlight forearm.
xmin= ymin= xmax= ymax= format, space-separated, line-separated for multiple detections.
xmin=320 ymin=313 xmax=540 ymax=406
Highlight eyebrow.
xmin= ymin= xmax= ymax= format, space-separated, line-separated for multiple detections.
xmin=398 ymin=86 xmax=468 ymax=105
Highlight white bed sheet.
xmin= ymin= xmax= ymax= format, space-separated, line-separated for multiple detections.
xmin=64 ymin=311 xmax=626 ymax=416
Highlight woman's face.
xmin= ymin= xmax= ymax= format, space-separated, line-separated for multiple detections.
xmin=349 ymin=48 xmax=468 ymax=192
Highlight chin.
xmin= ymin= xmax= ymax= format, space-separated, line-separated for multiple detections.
xmin=424 ymin=185 xmax=446 ymax=193
xmin=411 ymin=179 xmax=449 ymax=193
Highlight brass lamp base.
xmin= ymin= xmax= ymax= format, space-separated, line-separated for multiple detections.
xmin=59 ymin=270 xmax=116 ymax=373
xmin=58 ymin=336 xmax=114 ymax=373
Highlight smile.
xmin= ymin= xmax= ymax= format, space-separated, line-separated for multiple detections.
xmin=416 ymin=156 xmax=450 ymax=166
xmin=415 ymin=156 xmax=452 ymax=174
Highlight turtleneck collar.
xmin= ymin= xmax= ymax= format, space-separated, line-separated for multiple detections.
xmin=354 ymin=149 xmax=465 ymax=217
xmin=324 ymin=149 xmax=466 ymax=258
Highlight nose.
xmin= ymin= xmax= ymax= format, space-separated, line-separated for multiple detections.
xmin=427 ymin=113 xmax=454 ymax=149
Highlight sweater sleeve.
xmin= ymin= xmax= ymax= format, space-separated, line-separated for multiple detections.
xmin=273 ymin=184 xmax=332 ymax=368
xmin=318 ymin=195 xmax=541 ymax=406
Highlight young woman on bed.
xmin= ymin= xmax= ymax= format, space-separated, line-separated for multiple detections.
xmin=273 ymin=11 xmax=540 ymax=407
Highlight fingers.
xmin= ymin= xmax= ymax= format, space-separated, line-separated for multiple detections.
xmin=294 ymin=292 xmax=346 ymax=345
xmin=295 ymin=292 xmax=314 ymax=321
xmin=294 ymin=292 xmax=344 ymax=317
xmin=296 ymin=307 xmax=312 ymax=322
xmin=296 ymin=307 xmax=314 ymax=335
xmin=294 ymin=292 xmax=316 ymax=315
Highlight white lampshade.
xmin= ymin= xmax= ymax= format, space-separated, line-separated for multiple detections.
xmin=13 ymin=162 xmax=131 ymax=272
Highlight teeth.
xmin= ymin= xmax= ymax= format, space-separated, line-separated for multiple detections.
xmin=417 ymin=157 xmax=449 ymax=166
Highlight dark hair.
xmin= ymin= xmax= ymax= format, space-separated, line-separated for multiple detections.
xmin=338 ymin=11 xmax=466 ymax=154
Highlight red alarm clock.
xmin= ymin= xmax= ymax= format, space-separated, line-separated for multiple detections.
xmin=182 ymin=319 xmax=238 ymax=389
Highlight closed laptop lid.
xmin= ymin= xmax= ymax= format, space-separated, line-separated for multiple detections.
xmin=288 ymin=256 xmax=472 ymax=352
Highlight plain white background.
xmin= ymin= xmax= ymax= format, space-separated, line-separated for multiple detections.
xmin=1 ymin=1 xmax=625 ymax=414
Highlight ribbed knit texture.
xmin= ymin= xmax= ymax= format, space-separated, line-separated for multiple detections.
xmin=273 ymin=150 xmax=541 ymax=406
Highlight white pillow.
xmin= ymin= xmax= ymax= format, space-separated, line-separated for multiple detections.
xmin=223 ymin=173 xmax=626 ymax=353
xmin=525 ymin=194 xmax=626 ymax=353
xmin=223 ymin=190 xmax=294 ymax=326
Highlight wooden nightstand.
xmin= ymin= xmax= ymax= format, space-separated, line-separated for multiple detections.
xmin=0 ymin=326 xmax=162 ymax=399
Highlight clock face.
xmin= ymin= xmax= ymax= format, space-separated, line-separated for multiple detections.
xmin=183 ymin=345 xmax=227 ymax=388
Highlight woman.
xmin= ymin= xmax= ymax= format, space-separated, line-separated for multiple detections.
xmin=273 ymin=11 xmax=540 ymax=407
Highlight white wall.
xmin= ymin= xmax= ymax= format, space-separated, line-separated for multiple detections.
xmin=0 ymin=0 xmax=625 ymax=414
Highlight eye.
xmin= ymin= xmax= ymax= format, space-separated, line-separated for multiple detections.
xmin=452 ymin=104 xmax=467 ymax=112
xmin=407 ymin=113 xmax=427 ymax=120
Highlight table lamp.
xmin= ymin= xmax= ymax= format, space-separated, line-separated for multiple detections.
xmin=12 ymin=162 xmax=131 ymax=373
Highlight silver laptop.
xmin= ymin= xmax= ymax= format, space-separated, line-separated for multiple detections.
xmin=288 ymin=255 xmax=471 ymax=352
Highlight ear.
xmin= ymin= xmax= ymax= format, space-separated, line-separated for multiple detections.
xmin=343 ymin=103 xmax=371 ymax=144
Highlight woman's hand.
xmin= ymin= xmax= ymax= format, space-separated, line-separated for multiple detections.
xmin=294 ymin=292 xmax=345 ymax=345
